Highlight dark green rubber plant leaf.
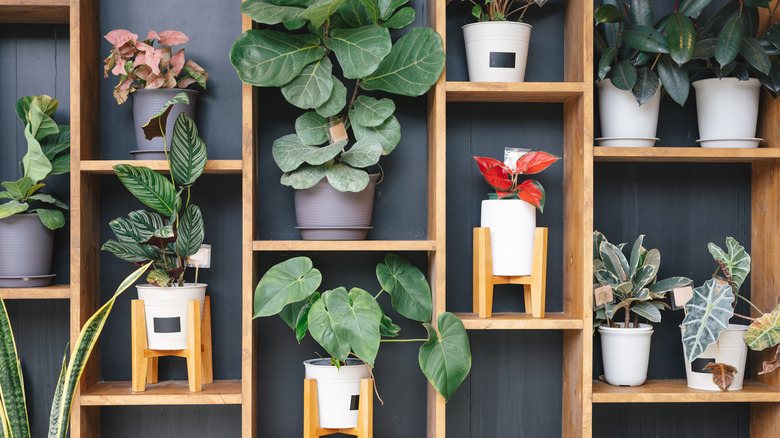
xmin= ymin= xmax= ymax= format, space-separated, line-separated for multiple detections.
xmin=170 ymin=113 xmax=208 ymax=187
xmin=175 ymin=204 xmax=204 ymax=258
xmin=623 ymin=25 xmax=669 ymax=53
xmin=702 ymin=0 xmax=740 ymax=38
xmin=240 ymin=0 xmax=307 ymax=30
xmin=230 ymin=29 xmax=326 ymax=87
xmin=351 ymin=96 xmax=395 ymax=127
xmin=326 ymin=287 xmax=383 ymax=365
xmin=295 ymin=111 xmax=330 ymax=146
xmin=740 ymin=37 xmax=771 ymax=75
xmin=716 ymin=16 xmax=744 ymax=67
xmin=681 ymin=279 xmax=735 ymax=363
xmin=419 ymin=312 xmax=471 ymax=401
xmin=352 ymin=114 xmax=401 ymax=154
xmin=113 ymin=164 xmax=178 ymax=216
xmin=381 ymin=7 xmax=414 ymax=29
xmin=340 ymin=138 xmax=383 ymax=168
xmin=656 ymin=54 xmax=690 ymax=105
xmin=141 ymin=92 xmax=189 ymax=140
xmin=326 ymin=163 xmax=370 ymax=192
xmin=281 ymin=56 xmax=334 ymax=110
xmin=666 ymin=12 xmax=697 ymax=66
xmin=326 ymin=25 xmax=392 ymax=79
xmin=609 ymin=61 xmax=638 ymax=91
xmin=254 ymin=256 xmax=322 ymax=317
xmin=376 ymin=254 xmax=432 ymax=322
xmin=678 ymin=0 xmax=714 ymax=18
xmin=629 ymin=0 xmax=654 ymax=27
xmin=301 ymin=0 xmax=347 ymax=27
xmin=280 ymin=163 xmax=329 ymax=189
xmin=598 ymin=47 xmax=616 ymax=81
xmin=315 ymin=76 xmax=347 ymax=118
xmin=594 ymin=4 xmax=624 ymax=24
xmin=308 ymin=292 xmax=351 ymax=361
xmin=708 ymin=237 xmax=751 ymax=295
xmin=744 ymin=302 xmax=780 ymax=351
xmin=632 ymin=67 xmax=659 ymax=105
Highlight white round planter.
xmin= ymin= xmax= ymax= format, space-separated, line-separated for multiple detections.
xmin=599 ymin=323 xmax=653 ymax=386
xmin=304 ymin=358 xmax=371 ymax=429
xmin=136 ymin=283 xmax=207 ymax=350
xmin=681 ymin=324 xmax=749 ymax=391
xmin=480 ymin=199 xmax=536 ymax=276
xmin=693 ymin=78 xmax=761 ymax=147
xmin=463 ymin=21 xmax=532 ymax=82
xmin=596 ymin=79 xmax=661 ymax=147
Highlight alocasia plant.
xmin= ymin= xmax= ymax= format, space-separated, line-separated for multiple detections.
xmin=472 ymin=151 xmax=559 ymax=211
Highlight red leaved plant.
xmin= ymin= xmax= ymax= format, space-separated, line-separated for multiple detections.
xmin=473 ymin=151 xmax=559 ymax=211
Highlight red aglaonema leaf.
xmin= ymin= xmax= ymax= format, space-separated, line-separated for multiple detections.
xmin=473 ymin=156 xmax=507 ymax=174
xmin=516 ymin=179 xmax=545 ymax=211
xmin=513 ymin=151 xmax=560 ymax=175
xmin=703 ymin=362 xmax=737 ymax=391
xmin=481 ymin=165 xmax=512 ymax=191
xmin=758 ymin=345 xmax=780 ymax=375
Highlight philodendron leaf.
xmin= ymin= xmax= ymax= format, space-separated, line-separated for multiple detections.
xmin=254 ymin=257 xmax=322 ymax=317
xmin=295 ymin=112 xmax=330 ymax=146
xmin=281 ymin=57 xmax=334 ymax=110
xmin=351 ymin=96 xmax=395 ymax=127
xmin=32 ymin=208 xmax=65 ymax=230
xmin=340 ymin=138 xmax=383 ymax=168
xmin=666 ymin=12 xmax=697 ymax=66
xmin=376 ymin=254 xmax=432 ymax=322
xmin=708 ymin=237 xmax=751 ymax=294
xmin=295 ymin=300 xmax=314 ymax=341
xmin=632 ymin=67 xmax=659 ymax=105
xmin=326 ymin=163 xmax=370 ymax=192
xmin=716 ymin=16 xmax=744 ymax=67
xmin=656 ymin=54 xmax=690 ymax=105
xmin=315 ymin=76 xmax=347 ymax=117
xmin=170 ymin=113 xmax=207 ymax=187
xmin=681 ymin=279 xmax=735 ymax=363
xmin=22 ymin=123 xmax=52 ymax=184
xmin=609 ymin=61 xmax=638 ymax=91
xmin=240 ymin=0 xmax=307 ymax=30
xmin=326 ymin=25 xmax=392 ymax=79
xmin=281 ymin=164 xmax=329 ymax=189
xmin=352 ymin=114 xmax=401 ymax=154
xmin=381 ymin=7 xmax=414 ymax=29
xmin=280 ymin=300 xmax=307 ymax=330
xmin=326 ymin=287 xmax=382 ymax=365
xmin=141 ymin=92 xmax=189 ymax=140
xmin=230 ymin=29 xmax=326 ymax=87
xmin=0 ymin=200 xmax=29 ymax=219
xmin=379 ymin=311 xmax=400 ymax=337
xmin=419 ymin=312 xmax=471 ymax=401
xmin=113 ymin=164 xmax=178 ymax=216
xmin=741 ymin=37 xmax=771 ymax=75
xmin=302 ymin=0 xmax=347 ymax=27
xmin=744 ymin=302 xmax=780 ymax=351
xmin=308 ymin=292 xmax=351 ymax=361
xmin=361 ymin=27 xmax=445 ymax=96
xmin=0 ymin=297 xmax=30 ymax=438
xmin=623 ymin=25 xmax=669 ymax=53
xmin=176 ymin=205 xmax=204 ymax=258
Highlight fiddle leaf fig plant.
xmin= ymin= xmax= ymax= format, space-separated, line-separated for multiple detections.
xmin=254 ymin=254 xmax=471 ymax=401
xmin=230 ymin=0 xmax=445 ymax=192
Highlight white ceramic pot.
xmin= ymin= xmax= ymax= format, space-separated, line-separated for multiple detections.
xmin=463 ymin=21 xmax=532 ymax=82
xmin=304 ymin=358 xmax=371 ymax=429
xmin=693 ymin=78 xmax=761 ymax=147
xmin=136 ymin=283 xmax=207 ymax=350
xmin=681 ymin=324 xmax=749 ymax=391
xmin=596 ymin=79 xmax=661 ymax=147
xmin=480 ymin=199 xmax=536 ymax=276
xmin=599 ymin=323 xmax=653 ymax=386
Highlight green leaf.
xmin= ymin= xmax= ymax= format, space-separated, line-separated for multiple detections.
xmin=764 ymin=24 xmax=780 ymax=51
xmin=627 ymin=235 xmax=645 ymax=279
xmin=379 ymin=311 xmax=400 ymax=337
xmin=381 ymin=7 xmax=414 ymax=29
xmin=598 ymin=47 xmax=617 ymax=80
xmin=42 ymin=126 xmax=70 ymax=161
xmin=27 ymin=101 xmax=58 ymax=141
xmin=656 ymin=54 xmax=690 ymax=105
xmin=14 ymin=95 xmax=34 ymax=125
xmin=351 ymin=96 xmax=395 ymax=127
xmin=295 ymin=301 xmax=313 ymax=341
xmin=273 ymin=134 xmax=345 ymax=171
xmin=647 ymin=276 xmax=692 ymax=293
xmin=594 ymin=4 xmax=624 ymax=23
xmin=361 ymin=27 xmax=445 ymax=96
xmin=629 ymin=0 xmax=654 ymax=27
xmin=281 ymin=164 xmax=329 ymax=189
xmin=632 ymin=67 xmax=659 ymax=105
xmin=340 ymin=138 xmax=383 ymax=168
xmin=295 ymin=112 xmax=330 ymax=145
xmin=22 ymin=123 xmax=53 ymax=184
xmin=0 ymin=200 xmax=29 ymax=219
xmin=666 ymin=12 xmax=696 ymax=65
xmin=708 ymin=237 xmax=751 ymax=295
xmin=47 ymin=348 xmax=67 ymax=438
xmin=716 ymin=16 xmax=744 ymax=67
xmin=744 ymin=302 xmax=780 ymax=351
xmin=631 ymin=300 xmax=662 ymax=323
xmin=326 ymin=287 xmax=382 ymax=365
xmin=281 ymin=57 xmax=334 ymax=110
xmin=338 ymin=0 xmax=374 ymax=27
xmin=326 ymin=25 xmax=392 ymax=79
xmin=308 ymin=294 xmax=351 ymax=361
xmin=101 ymin=240 xmax=155 ymax=263
xmin=623 ymin=25 xmax=669 ymax=54
xmin=326 ymin=163 xmax=370 ymax=192
xmin=1 ymin=177 xmax=33 ymax=201
xmin=169 ymin=113 xmax=207 ymax=187
xmin=26 ymin=193 xmax=68 ymax=210
xmin=230 ymin=29 xmax=326 ymax=87
xmin=141 ymin=92 xmax=190 ymax=141
xmin=315 ymin=76 xmax=347 ymax=117
xmin=254 ymin=257 xmax=322 ymax=317
xmin=419 ymin=312 xmax=471 ymax=401
xmin=0 ymin=298 xmax=30 ymax=438
xmin=113 ymin=164 xmax=178 ymax=216
xmin=678 ymin=0 xmax=713 ymax=18
xmin=741 ymin=37 xmax=771 ymax=75
xmin=302 ymin=0 xmax=347 ymax=27
xmin=702 ymin=0 xmax=740 ymax=38
xmin=47 ymin=154 xmax=70 ymax=177
xmin=176 ymin=205 xmax=204 ymax=258
xmin=127 ymin=210 xmax=167 ymax=241
xmin=352 ymin=114 xmax=400 ymax=154
xmin=377 ymin=0 xmax=407 ymax=19
xmin=280 ymin=300 xmax=307 ymax=329
xmin=682 ymin=279 xmax=735 ymax=362
xmin=32 ymin=209 xmax=65 ymax=230
xmin=609 ymin=61 xmax=637 ymax=91
xmin=146 ymin=269 xmax=171 ymax=287
xmin=358 ymin=0 xmax=380 ymax=23
xmin=240 ymin=0 xmax=307 ymax=29
xmin=376 ymin=254 xmax=432 ymax=322
xmin=744 ymin=0 xmax=771 ymax=6
xmin=600 ymin=241 xmax=629 ymax=283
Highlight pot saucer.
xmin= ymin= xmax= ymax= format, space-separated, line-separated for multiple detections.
xmin=295 ymin=226 xmax=373 ymax=241
xmin=129 ymin=149 xmax=170 ymax=160
xmin=696 ymin=138 xmax=762 ymax=149
xmin=0 ymin=274 xmax=56 ymax=288
xmin=595 ymin=137 xmax=659 ymax=147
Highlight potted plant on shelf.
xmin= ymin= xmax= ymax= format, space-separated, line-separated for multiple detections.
xmin=593 ymin=0 xmax=710 ymax=147
xmin=473 ymin=149 xmax=558 ymax=276
xmin=688 ymin=0 xmax=780 ymax=148
xmin=103 ymin=29 xmax=209 ymax=159
xmin=229 ymin=0 xmax=445 ymax=240
xmin=102 ymin=94 xmax=209 ymax=351
xmin=0 ymin=95 xmax=70 ymax=288
xmin=593 ymin=231 xmax=692 ymax=386
xmin=461 ymin=0 xmax=546 ymax=82
xmin=254 ymin=254 xmax=470 ymax=429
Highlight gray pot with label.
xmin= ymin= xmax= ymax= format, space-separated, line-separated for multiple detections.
xmin=0 ymin=213 xmax=54 ymax=287
xmin=131 ymin=88 xmax=198 ymax=155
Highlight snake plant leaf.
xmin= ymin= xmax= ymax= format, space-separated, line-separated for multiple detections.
xmin=280 ymin=164 xmax=329 ymax=189
xmin=175 ymin=205 xmax=204 ymax=258
xmin=600 ymin=241 xmax=629 ymax=283
xmin=31 ymin=209 xmax=65 ymax=230
xmin=708 ymin=237 xmax=751 ymax=295
xmin=340 ymin=138 xmax=383 ymax=168
xmin=295 ymin=111 xmax=330 ymax=146
xmin=352 ymin=114 xmax=401 ymax=154
xmin=678 ymin=0 xmax=714 ymax=18
xmin=381 ymin=7 xmax=415 ymax=29
xmin=101 ymin=240 xmax=156 ymax=263
xmin=47 ymin=349 xmax=67 ymax=438
xmin=377 ymin=0 xmax=407 ymax=19
xmin=628 ymin=0 xmax=654 ymax=27
xmin=628 ymin=235 xmax=645 ymax=279
xmin=1 ymin=178 xmax=33 ymax=201
xmin=609 ymin=61 xmax=637 ymax=91
xmin=254 ymin=257 xmax=322 ymax=317
xmin=744 ymin=302 xmax=780 ymax=351
xmin=326 ymin=163 xmax=370 ymax=192
xmin=113 ymin=165 xmax=177 ymax=216
xmin=26 ymin=194 xmax=68 ymax=210
xmin=648 ymin=276 xmax=693 ymax=293
xmin=740 ymin=37 xmax=771 ymax=75
xmin=281 ymin=56 xmax=334 ymax=110
xmin=716 ymin=16 xmax=744 ymax=67
xmin=280 ymin=300 xmax=308 ymax=330
xmin=632 ymin=68 xmax=659 ymax=105
xmin=327 ymin=287 xmax=382 ymax=365
xmin=0 ymin=200 xmax=29 ymax=219
xmin=240 ymin=0 xmax=307 ymax=30
xmin=656 ymin=54 xmax=690 ymax=105
xmin=631 ymin=300 xmax=662 ymax=323
xmin=376 ymin=254 xmax=433 ymax=322
xmin=141 ymin=92 xmax=189 ymax=140
xmin=594 ymin=4 xmax=624 ymax=23
xmin=169 ymin=113 xmax=207 ymax=187
xmin=598 ymin=47 xmax=616 ymax=80
xmin=666 ymin=12 xmax=697 ymax=65
xmin=361 ymin=27 xmax=445 ymax=96
xmin=326 ymin=25 xmax=392 ymax=79
xmin=315 ymin=76 xmax=347 ymax=117
xmin=682 ymin=279 xmax=735 ymax=363
xmin=302 ymin=0 xmax=347 ymax=27
xmin=0 ymin=297 xmax=30 ymax=438
xmin=230 ymin=30 xmax=326 ymax=87
xmin=351 ymin=96 xmax=395 ymax=127
xmin=623 ymin=25 xmax=669 ymax=53
xmin=308 ymin=293 xmax=351 ymax=361
xmin=419 ymin=312 xmax=471 ymax=401
xmin=22 ymin=124 xmax=53 ymax=184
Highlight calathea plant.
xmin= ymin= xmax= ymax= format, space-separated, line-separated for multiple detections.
xmin=229 ymin=0 xmax=445 ymax=193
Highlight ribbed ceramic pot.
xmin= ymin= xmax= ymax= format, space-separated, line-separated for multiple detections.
xmin=463 ymin=21 xmax=532 ymax=82
xmin=599 ymin=323 xmax=653 ymax=386
xmin=137 ymin=283 xmax=207 ymax=350
xmin=131 ymin=88 xmax=198 ymax=153
xmin=304 ymin=358 xmax=371 ymax=429
xmin=0 ymin=213 xmax=54 ymax=285
xmin=681 ymin=324 xmax=749 ymax=391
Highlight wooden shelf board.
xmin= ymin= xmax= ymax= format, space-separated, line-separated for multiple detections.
xmin=80 ymin=380 xmax=243 ymax=406
xmin=594 ymin=147 xmax=780 ymax=162
xmin=0 ymin=284 xmax=69 ymax=299
xmin=79 ymin=160 xmax=243 ymax=174
xmin=455 ymin=312 xmax=583 ymax=330
xmin=252 ymin=240 xmax=436 ymax=252
xmin=446 ymin=81 xmax=584 ymax=102
xmin=0 ymin=0 xmax=69 ymax=23
xmin=592 ymin=379 xmax=780 ymax=403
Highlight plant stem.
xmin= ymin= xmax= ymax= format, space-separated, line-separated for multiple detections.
xmin=374 ymin=289 xmax=384 ymax=299
xmin=734 ymin=312 xmax=756 ymax=321
xmin=737 ymin=294 xmax=763 ymax=314
xmin=624 ymin=307 xmax=631 ymax=327
xmin=633 ymin=312 xmax=639 ymax=329
xmin=342 ymin=78 xmax=362 ymax=128
xmin=380 ymin=338 xmax=428 ymax=343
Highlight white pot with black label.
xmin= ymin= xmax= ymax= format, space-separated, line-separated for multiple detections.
xmin=681 ymin=324 xmax=749 ymax=391
xmin=304 ymin=358 xmax=371 ymax=429
xmin=463 ymin=21 xmax=532 ymax=82
xmin=136 ymin=283 xmax=207 ymax=350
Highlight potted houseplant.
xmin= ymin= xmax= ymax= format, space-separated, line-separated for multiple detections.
xmin=688 ymin=0 xmax=780 ymax=148
xmin=103 ymin=29 xmax=209 ymax=158
xmin=254 ymin=254 xmax=471 ymax=429
xmin=473 ymin=149 xmax=558 ymax=276
xmin=102 ymin=93 xmax=209 ymax=350
xmin=0 ymin=95 xmax=70 ymax=287
xmin=594 ymin=0 xmax=710 ymax=147
xmin=462 ymin=0 xmax=546 ymax=82
xmin=229 ymin=0 xmax=445 ymax=240
xmin=593 ymin=231 xmax=692 ymax=386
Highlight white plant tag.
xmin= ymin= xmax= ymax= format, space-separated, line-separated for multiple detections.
xmin=672 ymin=286 xmax=694 ymax=308
xmin=188 ymin=244 xmax=211 ymax=268
xmin=594 ymin=285 xmax=614 ymax=308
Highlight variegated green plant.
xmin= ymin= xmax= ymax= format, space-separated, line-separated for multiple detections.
xmin=102 ymin=93 xmax=207 ymax=287
xmin=0 ymin=95 xmax=70 ymax=230
xmin=0 ymin=263 xmax=149 ymax=438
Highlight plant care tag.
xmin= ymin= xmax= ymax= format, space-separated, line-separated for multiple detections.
xmin=593 ymin=285 xmax=614 ymax=309
xmin=715 ymin=276 xmax=729 ymax=293
xmin=672 ymin=286 xmax=694 ymax=310
xmin=188 ymin=244 xmax=211 ymax=268
xmin=329 ymin=120 xmax=348 ymax=143
xmin=160 ymin=47 xmax=172 ymax=68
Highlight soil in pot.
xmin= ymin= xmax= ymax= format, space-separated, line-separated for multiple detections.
xmin=304 ymin=358 xmax=371 ymax=429
xmin=599 ymin=323 xmax=653 ymax=386
xmin=136 ymin=283 xmax=207 ymax=350
xmin=463 ymin=21 xmax=532 ymax=82
xmin=0 ymin=213 xmax=54 ymax=287
xmin=132 ymin=88 xmax=199 ymax=152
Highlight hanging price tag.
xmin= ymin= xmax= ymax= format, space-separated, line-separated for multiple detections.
xmin=671 ymin=286 xmax=694 ymax=310
xmin=715 ymin=276 xmax=730 ymax=293
xmin=594 ymin=285 xmax=614 ymax=309
xmin=329 ymin=120 xmax=348 ymax=143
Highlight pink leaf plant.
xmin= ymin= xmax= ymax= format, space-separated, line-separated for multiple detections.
xmin=473 ymin=151 xmax=559 ymax=212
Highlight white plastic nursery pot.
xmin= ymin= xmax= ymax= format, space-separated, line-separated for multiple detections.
xmin=463 ymin=21 xmax=532 ymax=82
xmin=304 ymin=358 xmax=371 ymax=429
xmin=480 ymin=199 xmax=536 ymax=276
xmin=136 ymin=283 xmax=207 ymax=350
xmin=681 ymin=324 xmax=749 ymax=391
xmin=599 ymin=323 xmax=653 ymax=386
xmin=596 ymin=79 xmax=661 ymax=146
xmin=693 ymin=78 xmax=761 ymax=147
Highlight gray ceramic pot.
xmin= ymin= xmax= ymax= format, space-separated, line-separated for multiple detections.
xmin=131 ymin=88 xmax=198 ymax=154
xmin=0 ymin=213 xmax=54 ymax=287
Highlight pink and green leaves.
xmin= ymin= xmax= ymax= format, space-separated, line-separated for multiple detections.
xmin=473 ymin=151 xmax=559 ymax=211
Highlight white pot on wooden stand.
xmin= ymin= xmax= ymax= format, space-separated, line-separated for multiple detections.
xmin=595 ymin=79 xmax=661 ymax=147
xmin=480 ymin=199 xmax=536 ymax=276
xmin=463 ymin=21 xmax=532 ymax=82
xmin=137 ymin=283 xmax=207 ymax=350
xmin=304 ymin=358 xmax=371 ymax=429
xmin=681 ymin=324 xmax=749 ymax=391
xmin=599 ymin=323 xmax=653 ymax=386
xmin=693 ymin=78 xmax=762 ymax=148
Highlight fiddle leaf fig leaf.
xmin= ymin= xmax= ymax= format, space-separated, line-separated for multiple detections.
xmin=326 ymin=287 xmax=383 ymax=365
xmin=26 ymin=193 xmax=68 ymax=210
xmin=378 ymin=0 xmax=408 ymax=19
xmin=273 ymin=134 xmax=314 ymax=172
xmin=141 ymin=92 xmax=189 ymax=140
xmin=169 ymin=113 xmax=208 ymax=187
xmin=708 ymin=237 xmax=751 ymax=294
xmin=301 ymin=0 xmax=347 ymax=27
xmin=338 ymin=0 xmax=375 ymax=27
xmin=280 ymin=164 xmax=329 ymax=189
xmin=326 ymin=25 xmax=392 ymax=79
xmin=1 ymin=178 xmax=33 ymax=201
xmin=351 ymin=96 xmax=395 ymax=127
xmin=326 ymin=163 xmax=370 ymax=192
xmin=254 ymin=257 xmax=322 ymax=317
xmin=0 ymin=200 xmax=29 ymax=219
xmin=681 ymin=279 xmax=735 ymax=363
xmin=308 ymin=292 xmax=351 ymax=362
xmin=43 ymin=126 xmax=70 ymax=160
xmin=48 ymin=153 xmax=70 ymax=177
xmin=176 ymin=205 xmax=204 ymax=258
xmin=305 ymin=141 xmax=346 ymax=166
xmin=240 ymin=0 xmax=307 ymax=30
xmin=716 ymin=16 xmax=744 ymax=67
xmin=315 ymin=76 xmax=347 ymax=117
xmin=376 ymin=254 xmax=432 ymax=322
xmin=22 ymin=123 xmax=52 ymax=184
xmin=381 ymin=7 xmax=415 ymax=29
xmin=419 ymin=312 xmax=471 ymax=401
xmin=744 ymin=302 xmax=780 ymax=351
xmin=113 ymin=164 xmax=177 ymax=216
xmin=295 ymin=111 xmax=330 ymax=145
xmin=340 ymin=138 xmax=383 ymax=168
xmin=352 ymin=114 xmax=400 ymax=154
xmin=281 ymin=56 xmax=334 ymax=110
xmin=666 ymin=12 xmax=697 ymax=66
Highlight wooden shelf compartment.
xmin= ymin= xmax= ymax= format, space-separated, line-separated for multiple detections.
xmin=252 ymin=240 xmax=436 ymax=252
xmin=593 ymin=380 xmax=780 ymax=403
xmin=0 ymin=0 xmax=69 ymax=23
xmin=0 ymin=284 xmax=69 ymax=299
xmin=446 ymin=81 xmax=584 ymax=103
xmin=79 ymin=160 xmax=243 ymax=174
xmin=79 ymin=380 xmax=243 ymax=406
xmin=594 ymin=147 xmax=780 ymax=163
xmin=455 ymin=312 xmax=583 ymax=330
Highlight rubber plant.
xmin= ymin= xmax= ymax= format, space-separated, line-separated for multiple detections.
xmin=0 ymin=262 xmax=149 ymax=438
xmin=0 ymin=95 xmax=70 ymax=229
xmin=472 ymin=151 xmax=559 ymax=211
xmin=254 ymin=254 xmax=471 ymax=401
xmin=101 ymin=93 xmax=207 ymax=287
xmin=229 ymin=0 xmax=445 ymax=193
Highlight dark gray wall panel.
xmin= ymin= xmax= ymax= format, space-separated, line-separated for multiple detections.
xmin=593 ymin=403 xmax=749 ymax=438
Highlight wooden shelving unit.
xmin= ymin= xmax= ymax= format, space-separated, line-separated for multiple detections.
xmin=79 ymin=159 xmax=243 ymax=174
xmin=0 ymin=284 xmax=70 ymax=299
xmin=594 ymin=146 xmax=780 ymax=162
xmin=0 ymin=0 xmax=69 ymax=23
xmin=80 ymin=380 xmax=243 ymax=406
xmin=455 ymin=313 xmax=583 ymax=330
xmin=593 ymin=380 xmax=780 ymax=404
xmin=251 ymin=240 xmax=437 ymax=252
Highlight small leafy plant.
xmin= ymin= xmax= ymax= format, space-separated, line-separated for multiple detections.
xmin=0 ymin=95 xmax=70 ymax=229
xmin=472 ymin=151 xmax=559 ymax=211
xmin=254 ymin=254 xmax=471 ymax=400
xmin=103 ymin=29 xmax=209 ymax=105
xmin=466 ymin=0 xmax=547 ymax=22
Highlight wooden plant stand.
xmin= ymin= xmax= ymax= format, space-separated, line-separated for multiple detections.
xmin=303 ymin=378 xmax=373 ymax=438
xmin=131 ymin=296 xmax=213 ymax=392
xmin=473 ymin=227 xmax=548 ymax=318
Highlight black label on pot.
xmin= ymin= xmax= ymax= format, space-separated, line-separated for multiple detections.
xmin=153 ymin=317 xmax=181 ymax=333
xmin=691 ymin=357 xmax=716 ymax=373
xmin=350 ymin=395 xmax=360 ymax=411
xmin=489 ymin=52 xmax=516 ymax=69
